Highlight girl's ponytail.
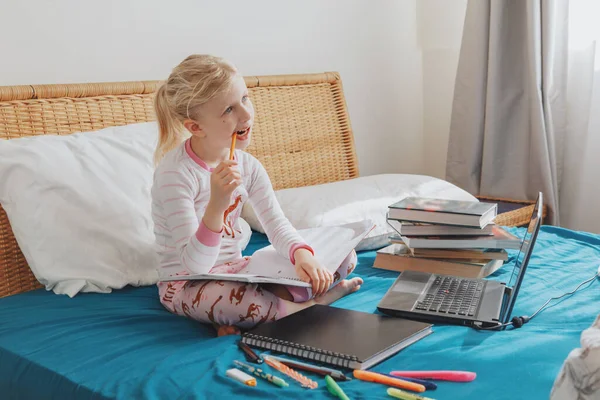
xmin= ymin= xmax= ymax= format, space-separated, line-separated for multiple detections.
xmin=154 ymin=83 xmax=183 ymax=164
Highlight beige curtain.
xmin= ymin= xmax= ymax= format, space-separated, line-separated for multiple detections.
xmin=446 ymin=0 xmax=568 ymax=225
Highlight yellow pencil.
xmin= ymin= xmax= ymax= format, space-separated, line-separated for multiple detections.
xmin=229 ymin=134 xmax=237 ymax=160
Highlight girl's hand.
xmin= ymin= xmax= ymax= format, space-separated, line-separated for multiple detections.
xmin=208 ymin=160 xmax=242 ymax=213
xmin=293 ymin=248 xmax=333 ymax=297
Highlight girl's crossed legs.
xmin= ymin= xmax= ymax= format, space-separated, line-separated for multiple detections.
xmin=157 ymin=250 xmax=361 ymax=335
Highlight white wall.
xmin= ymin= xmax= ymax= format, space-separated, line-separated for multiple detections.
xmin=0 ymin=0 xmax=424 ymax=177
xmin=417 ymin=0 xmax=468 ymax=179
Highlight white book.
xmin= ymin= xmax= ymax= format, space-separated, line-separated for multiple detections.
xmin=158 ymin=220 xmax=375 ymax=287
xmin=387 ymin=218 xmax=495 ymax=236
xmin=397 ymin=225 xmax=522 ymax=250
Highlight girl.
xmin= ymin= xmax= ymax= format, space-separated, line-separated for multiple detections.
xmin=152 ymin=55 xmax=363 ymax=336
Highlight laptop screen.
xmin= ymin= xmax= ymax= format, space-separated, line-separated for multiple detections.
xmin=502 ymin=192 xmax=543 ymax=323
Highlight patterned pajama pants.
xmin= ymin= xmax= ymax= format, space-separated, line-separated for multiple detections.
xmin=157 ymin=250 xmax=358 ymax=329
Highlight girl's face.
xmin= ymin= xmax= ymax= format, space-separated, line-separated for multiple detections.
xmin=189 ymin=75 xmax=254 ymax=156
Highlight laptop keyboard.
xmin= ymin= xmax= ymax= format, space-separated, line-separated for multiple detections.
xmin=414 ymin=276 xmax=484 ymax=317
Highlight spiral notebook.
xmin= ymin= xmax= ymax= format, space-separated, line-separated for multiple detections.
xmin=159 ymin=220 xmax=375 ymax=287
xmin=241 ymin=304 xmax=433 ymax=369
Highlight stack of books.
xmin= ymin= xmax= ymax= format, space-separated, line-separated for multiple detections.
xmin=374 ymin=197 xmax=521 ymax=279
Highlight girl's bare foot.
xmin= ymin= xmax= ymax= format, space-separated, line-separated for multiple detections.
xmin=216 ymin=325 xmax=241 ymax=337
xmin=315 ymin=277 xmax=363 ymax=305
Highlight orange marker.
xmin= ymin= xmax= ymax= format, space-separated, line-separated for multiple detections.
xmin=229 ymin=134 xmax=237 ymax=160
xmin=264 ymin=356 xmax=318 ymax=389
xmin=353 ymin=370 xmax=425 ymax=393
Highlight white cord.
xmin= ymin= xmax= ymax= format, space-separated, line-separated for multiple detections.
xmin=476 ymin=266 xmax=600 ymax=331
xmin=529 ymin=271 xmax=599 ymax=319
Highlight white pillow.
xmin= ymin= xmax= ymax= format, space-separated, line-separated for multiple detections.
xmin=242 ymin=174 xmax=478 ymax=251
xmin=0 ymin=122 xmax=255 ymax=297
xmin=0 ymin=123 xmax=161 ymax=297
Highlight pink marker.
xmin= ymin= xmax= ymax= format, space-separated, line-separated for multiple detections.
xmin=389 ymin=370 xmax=476 ymax=382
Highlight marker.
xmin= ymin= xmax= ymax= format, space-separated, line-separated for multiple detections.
xmin=353 ymin=370 xmax=425 ymax=393
xmin=264 ymin=356 xmax=318 ymax=389
xmin=389 ymin=371 xmax=476 ymax=382
xmin=325 ymin=375 xmax=350 ymax=400
xmin=233 ymin=360 xmax=288 ymax=388
xmin=387 ymin=387 xmax=436 ymax=400
xmin=385 ymin=374 xmax=437 ymax=391
xmin=226 ymin=368 xmax=256 ymax=387
xmin=237 ymin=341 xmax=263 ymax=364
xmin=267 ymin=355 xmax=351 ymax=381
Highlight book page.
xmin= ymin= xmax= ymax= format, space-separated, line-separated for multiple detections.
xmin=159 ymin=272 xmax=312 ymax=286
xmin=240 ymin=220 xmax=374 ymax=281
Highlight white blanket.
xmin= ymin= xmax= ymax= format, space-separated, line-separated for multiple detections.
xmin=551 ymin=314 xmax=600 ymax=399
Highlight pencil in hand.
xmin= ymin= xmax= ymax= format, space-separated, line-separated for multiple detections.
xmin=229 ymin=134 xmax=237 ymax=160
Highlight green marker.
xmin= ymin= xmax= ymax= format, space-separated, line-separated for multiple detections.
xmin=233 ymin=360 xmax=288 ymax=388
xmin=387 ymin=387 xmax=436 ymax=400
xmin=325 ymin=375 xmax=349 ymax=400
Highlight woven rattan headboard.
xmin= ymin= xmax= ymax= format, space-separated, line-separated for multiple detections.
xmin=0 ymin=72 xmax=358 ymax=298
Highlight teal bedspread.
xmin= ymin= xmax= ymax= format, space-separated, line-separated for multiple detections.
xmin=1 ymin=226 xmax=599 ymax=400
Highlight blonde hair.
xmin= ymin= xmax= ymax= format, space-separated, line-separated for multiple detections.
xmin=153 ymin=54 xmax=238 ymax=164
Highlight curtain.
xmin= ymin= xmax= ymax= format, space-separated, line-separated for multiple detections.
xmin=559 ymin=0 xmax=600 ymax=233
xmin=446 ymin=0 xmax=568 ymax=226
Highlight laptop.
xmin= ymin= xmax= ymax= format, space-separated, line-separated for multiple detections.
xmin=377 ymin=192 xmax=543 ymax=329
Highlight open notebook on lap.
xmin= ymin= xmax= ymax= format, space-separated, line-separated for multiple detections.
xmin=377 ymin=192 xmax=543 ymax=329
xmin=159 ymin=220 xmax=374 ymax=287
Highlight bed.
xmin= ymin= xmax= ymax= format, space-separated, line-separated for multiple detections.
xmin=1 ymin=73 xmax=599 ymax=400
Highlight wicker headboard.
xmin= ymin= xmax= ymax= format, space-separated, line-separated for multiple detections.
xmin=0 ymin=72 xmax=358 ymax=298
